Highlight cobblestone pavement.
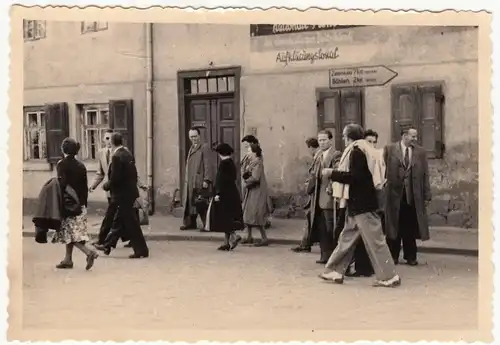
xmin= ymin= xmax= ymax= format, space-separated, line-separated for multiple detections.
xmin=23 ymin=239 xmax=478 ymax=332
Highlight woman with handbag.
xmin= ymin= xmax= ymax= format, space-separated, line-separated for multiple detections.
xmin=51 ymin=138 xmax=99 ymax=270
xmin=241 ymin=143 xmax=271 ymax=246
xmin=207 ymin=143 xmax=244 ymax=251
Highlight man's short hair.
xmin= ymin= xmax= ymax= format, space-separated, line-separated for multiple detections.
xmin=241 ymin=134 xmax=259 ymax=144
xmin=318 ymin=129 xmax=333 ymax=140
xmin=110 ymin=132 xmax=123 ymax=146
xmin=305 ymin=137 xmax=319 ymax=149
xmin=364 ymin=129 xmax=378 ymax=140
xmin=401 ymin=125 xmax=417 ymax=136
xmin=344 ymin=124 xmax=365 ymax=141
xmin=189 ymin=127 xmax=201 ymax=135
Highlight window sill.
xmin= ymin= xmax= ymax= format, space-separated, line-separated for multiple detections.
xmin=23 ymin=161 xmax=52 ymax=172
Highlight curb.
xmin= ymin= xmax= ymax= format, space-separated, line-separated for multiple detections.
xmin=22 ymin=231 xmax=479 ymax=257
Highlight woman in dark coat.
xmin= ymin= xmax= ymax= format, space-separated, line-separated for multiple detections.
xmin=208 ymin=143 xmax=244 ymax=251
xmin=51 ymin=138 xmax=99 ymax=270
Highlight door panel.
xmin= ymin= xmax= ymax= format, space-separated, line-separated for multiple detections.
xmin=188 ymin=99 xmax=211 ymax=147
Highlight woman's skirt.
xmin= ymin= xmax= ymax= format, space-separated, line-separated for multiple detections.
xmin=51 ymin=206 xmax=90 ymax=244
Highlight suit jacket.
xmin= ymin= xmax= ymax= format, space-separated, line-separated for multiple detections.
xmin=32 ymin=177 xmax=63 ymax=232
xmin=90 ymin=147 xmax=112 ymax=197
xmin=104 ymin=146 xmax=140 ymax=203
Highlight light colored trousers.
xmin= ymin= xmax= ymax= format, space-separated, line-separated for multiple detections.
xmin=325 ymin=211 xmax=397 ymax=281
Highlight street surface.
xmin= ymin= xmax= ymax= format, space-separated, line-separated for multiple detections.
xmin=23 ymin=239 xmax=478 ymax=331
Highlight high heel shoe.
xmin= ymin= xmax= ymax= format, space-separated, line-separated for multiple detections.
xmin=230 ymin=235 xmax=242 ymax=250
xmin=56 ymin=261 xmax=74 ymax=269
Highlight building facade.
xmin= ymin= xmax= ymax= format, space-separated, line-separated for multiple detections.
xmin=22 ymin=22 xmax=479 ymax=228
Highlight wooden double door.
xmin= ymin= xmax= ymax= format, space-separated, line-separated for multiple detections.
xmin=186 ymin=96 xmax=240 ymax=186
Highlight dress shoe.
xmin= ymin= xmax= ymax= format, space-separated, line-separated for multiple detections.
xmin=291 ymin=246 xmax=312 ymax=253
xmin=129 ymin=252 xmax=149 ymax=259
xmin=180 ymin=225 xmax=197 ymax=231
xmin=94 ymin=244 xmax=111 ymax=256
xmin=318 ymin=271 xmax=344 ymax=284
xmin=406 ymin=260 xmax=418 ymax=266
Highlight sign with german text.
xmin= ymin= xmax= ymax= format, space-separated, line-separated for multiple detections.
xmin=250 ymin=24 xmax=363 ymax=37
xmin=329 ymin=65 xmax=398 ymax=88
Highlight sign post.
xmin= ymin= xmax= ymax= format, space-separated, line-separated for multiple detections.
xmin=329 ymin=65 xmax=398 ymax=88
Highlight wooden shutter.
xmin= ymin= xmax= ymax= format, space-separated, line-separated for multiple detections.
xmin=109 ymin=99 xmax=134 ymax=156
xmin=418 ymin=84 xmax=444 ymax=158
xmin=391 ymin=85 xmax=418 ymax=142
xmin=316 ymin=90 xmax=340 ymax=143
xmin=44 ymin=103 xmax=69 ymax=164
xmin=338 ymin=89 xmax=363 ymax=150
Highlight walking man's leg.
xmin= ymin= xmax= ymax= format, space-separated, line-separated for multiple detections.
xmin=95 ymin=198 xmax=116 ymax=245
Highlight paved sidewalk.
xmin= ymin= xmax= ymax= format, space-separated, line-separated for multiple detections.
xmin=22 ymin=214 xmax=479 ymax=256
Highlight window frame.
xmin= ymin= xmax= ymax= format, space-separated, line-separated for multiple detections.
xmin=23 ymin=106 xmax=47 ymax=162
xmin=391 ymin=81 xmax=445 ymax=159
xmin=79 ymin=103 xmax=110 ymax=162
xmin=81 ymin=21 xmax=109 ymax=34
xmin=23 ymin=20 xmax=46 ymax=41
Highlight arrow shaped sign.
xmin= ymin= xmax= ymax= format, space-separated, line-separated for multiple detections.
xmin=329 ymin=65 xmax=398 ymax=89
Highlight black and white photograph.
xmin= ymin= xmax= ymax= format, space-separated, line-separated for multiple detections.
xmin=7 ymin=6 xmax=493 ymax=343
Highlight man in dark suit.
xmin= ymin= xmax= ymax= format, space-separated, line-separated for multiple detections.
xmin=384 ymin=126 xmax=431 ymax=266
xmin=95 ymin=132 xmax=149 ymax=259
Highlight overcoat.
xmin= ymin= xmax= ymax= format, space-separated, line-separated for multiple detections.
xmin=304 ymin=148 xmax=342 ymax=244
xmin=207 ymin=158 xmax=244 ymax=233
xmin=383 ymin=143 xmax=431 ymax=241
xmin=242 ymin=155 xmax=271 ymax=226
xmin=241 ymin=153 xmax=274 ymax=213
xmin=182 ymin=143 xmax=213 ymax=215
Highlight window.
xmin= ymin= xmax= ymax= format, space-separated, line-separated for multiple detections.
xmin=23 ymin=108 xmax=46 ymax=160
xmin=81 ymin=21 xmax=108 ymax=34
xmin=391 ymin=83 xmax=444 ymax=158
xmin=80 ymin=104 xmax=110 ymax=161
xmin=109 ymin=99 xmax=134 ymax=155
xmin=184 ymin=76 xmax=235 ymax=95
xmin=316 ymin=88 xmax=364 ymax=151
xmin=23 ymin=20 xmax=46 ymax=41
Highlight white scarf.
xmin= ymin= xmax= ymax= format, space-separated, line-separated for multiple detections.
xmin=331 ymin=139 xmax=386 ymax=208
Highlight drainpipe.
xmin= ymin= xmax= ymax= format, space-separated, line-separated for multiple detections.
xmin=146 ymin=23 xmax=155 ymax=214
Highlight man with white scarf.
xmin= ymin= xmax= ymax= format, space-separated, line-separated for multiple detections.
xmin=318 ymin=124 xmax=400 ymax=288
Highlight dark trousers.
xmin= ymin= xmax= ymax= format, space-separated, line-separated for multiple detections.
xmin=104 ymin=198 xmax=149 ymax=255
xmin=387 ymin=195 xmax=418 ymax=262
xmin=183 ymin=200 xmax=208 ymax=228
xmin=315 ymin=208 xmax=335 ymax=261
xmin=97 ymin=197 xmax=129 ymax=245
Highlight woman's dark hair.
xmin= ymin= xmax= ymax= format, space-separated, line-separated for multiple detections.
xmin=344 ymin=124 xmax=365 ymax=141
xmin=249 ymin=143 xmax=262 ymax=157
xmin=215 ymin=143 xmax=234 ymax=156
xmin=61 ymin=137 xmax=81 ymax=156
xmin=305 ymin=137 xmax=319 ymax=149
xmin=364 ymin=129 xmax=379 ymax=140
xmin=241 ymin=134 xmax=259 ymax=145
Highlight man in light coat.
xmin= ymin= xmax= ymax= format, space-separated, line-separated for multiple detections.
xmin=180 ymin=128 xmax=213 ymax=231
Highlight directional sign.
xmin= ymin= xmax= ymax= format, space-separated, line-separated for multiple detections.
xmin=329 ymin=65 xmax=398 ymax=89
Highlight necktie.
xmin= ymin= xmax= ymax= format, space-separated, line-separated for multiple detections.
xmin=404 ymin=147 xmax=410 ymax=168
xmin=106 ymin=149 xmax=110 ymax=166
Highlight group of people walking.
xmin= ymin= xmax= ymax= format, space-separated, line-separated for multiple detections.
xmin=33 ymin=130 xmax=150 ymax=270
xmin=180 ymin=128 xmax=273 ymax=250
xmin=33 ymin=119 xmax=431 ymax=288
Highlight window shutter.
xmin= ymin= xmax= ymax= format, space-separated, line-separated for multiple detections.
xmin=44 ymin=103 xmax=69 ymax=164
xmin=109 ymin=99 xmax=134 ymax=156
xmin=418 ymin=84 xmax=444 ymax=158
xmin=391 ymin=85 xmax=417 ymax=142
xmin=338 ymin=89 xmax=363 ymax=151
xmin=316 ymin=90 xmax=340 ymax=147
